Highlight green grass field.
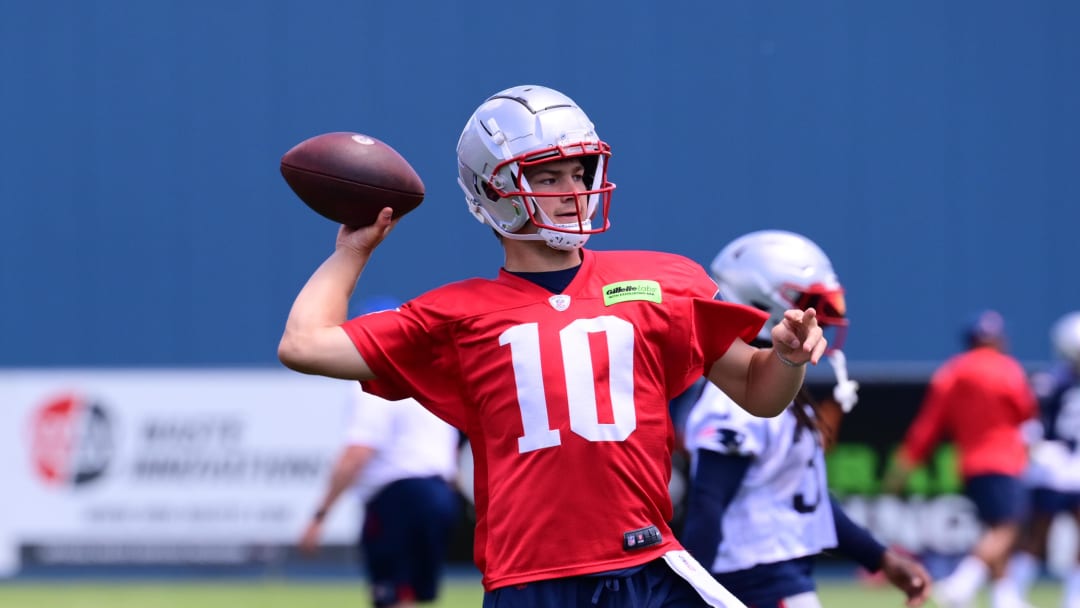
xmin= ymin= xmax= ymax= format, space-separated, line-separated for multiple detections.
xmin=0 ymin=579 xmax=1066 ymax=608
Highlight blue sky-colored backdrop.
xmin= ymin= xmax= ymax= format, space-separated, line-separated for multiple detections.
xmin=3 ymin=1 xmax=1077 ymax=369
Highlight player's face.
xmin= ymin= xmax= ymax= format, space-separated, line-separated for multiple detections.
xmin=521 ymin=158 xmax=589 ymax=230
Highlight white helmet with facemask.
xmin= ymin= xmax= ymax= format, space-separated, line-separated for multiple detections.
xmin=456 ymin=85 xmax=615 ymax=251
xmin=710 ymin=230 xmax=848 ymax=349
xmin=1051 ymin=311 xmax=1080 ymax=366
xmin=712 ymin=230 xmax=858 ymax=411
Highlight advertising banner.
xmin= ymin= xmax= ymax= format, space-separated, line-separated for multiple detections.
xmin=0 ymin=369 xmax=361 ymax=576
xmin=2 ymin=371 xmax=1074 ymax=579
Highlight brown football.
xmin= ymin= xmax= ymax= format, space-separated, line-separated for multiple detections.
xmin=280 ymin=132 xmax=425 ymax=227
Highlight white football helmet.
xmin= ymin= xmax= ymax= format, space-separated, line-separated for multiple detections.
xmin=456 ymin=85 xmax=615 ymax=251
xmin=1051 ymin=311 xmax=1080 ymax=365
xmin=710 ymin=230 xmax=848 ymax=352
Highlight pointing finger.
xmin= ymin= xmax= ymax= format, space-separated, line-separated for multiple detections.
xmin=810 ymin=334 xmax=828 ymax=364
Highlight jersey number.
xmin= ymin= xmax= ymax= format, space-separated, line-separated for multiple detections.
xmin=793 ymin=456 xmax=822 ymax=514
xmin=500 ymin=317 xmax=638 ymax=453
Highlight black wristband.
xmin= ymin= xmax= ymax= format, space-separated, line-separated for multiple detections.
xmin=312 ymin=508 xmax=328 ymax=522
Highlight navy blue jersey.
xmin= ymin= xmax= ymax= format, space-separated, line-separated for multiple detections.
xmin=1034 ymin=364 xmax=1080 ymax=451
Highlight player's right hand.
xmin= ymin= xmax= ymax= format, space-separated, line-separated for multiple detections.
xmin=298 ymin=521 xmax=323 ymax=556
xmin=336 ymin=207 xmax=398 ymax=257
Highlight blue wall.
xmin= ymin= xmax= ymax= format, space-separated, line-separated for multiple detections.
xmin=3 ymin=1 xmax=1078 ymax=367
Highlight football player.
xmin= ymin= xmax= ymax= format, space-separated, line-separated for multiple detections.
xmin=298 ymin=383 xmax=461 ymax=608
xmin=885 ymin=309 xmax=1039 ymax=608
xmin=278 ymin=85 xmax=827 ymax=607
xmin=1003 ymin=311 xmax=1080 ymax=608
xmin=680 ymin=230 xmax=931 ymax=608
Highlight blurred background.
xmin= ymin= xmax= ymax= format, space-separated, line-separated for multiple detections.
xmin=2 ymin=1 xmax=1078 ymax=606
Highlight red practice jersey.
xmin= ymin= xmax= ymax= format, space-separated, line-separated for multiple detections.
xmin=899 ymin=346 xmax=1038 ymax=478
xmin=342 ymin=249 xmax=767 ymax=590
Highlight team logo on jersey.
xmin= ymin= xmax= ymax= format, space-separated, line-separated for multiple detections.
xmin=622 ymin=525 xmax=662 ymax=550
xmin=715 ymin=428 xmax=747 ymax=454
xmin=602 ymin=280 xmax=662 ymax=306
xmin=548 ymin=294 xmax=571 ymax=311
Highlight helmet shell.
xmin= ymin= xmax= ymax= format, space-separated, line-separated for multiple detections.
xmin=1051 ymin=311 xmax=1080 ymax=364
xmin=711 ymin=230 xmax=846 ymax=345
xmin=456 ymin=85 xmax=613 ymax=250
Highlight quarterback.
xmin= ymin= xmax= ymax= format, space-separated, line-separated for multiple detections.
xmin=279 ymin=85 xmax=826 ymax=607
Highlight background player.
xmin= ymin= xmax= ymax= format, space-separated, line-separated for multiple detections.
xmin=680 ymin=230 xmax=931 ymax=608
xmin=278 ymin=84 xmax=828 ymax=607
xmin=1004 ymin=310 xmax=1080 ymax=608
xmin=885 ymin=310 xmax=1039 ymax=608
xmin=299 ymin=383 xmax=461 ymax=608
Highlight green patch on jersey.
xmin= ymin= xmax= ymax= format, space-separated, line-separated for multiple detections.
xmin=602 ymin=280 xmax=662 ymax=306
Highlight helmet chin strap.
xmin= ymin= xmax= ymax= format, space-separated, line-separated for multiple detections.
xmin=520 ymin=197 xmax=591 ymax=249
xmin=538 ymin=222 xmax=591 ymax=250
xmin=529 ymin=198 xmax=592 ymax=250
xmin=478 ymin=209 xmax=592 ymax=250
xmin=477 ymin=195 xmax=594 ymax=250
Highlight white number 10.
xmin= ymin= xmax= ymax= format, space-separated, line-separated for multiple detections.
xmin=499 ymin=316 xmax=637 ymax=453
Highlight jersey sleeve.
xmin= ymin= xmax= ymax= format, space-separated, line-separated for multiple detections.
xmin=341 ymin=302 xmax=467 ymax=430
xmin=680 ymin=449 xmax=752 ymax=570
xmin=900 ymin=365 xmax=952 ymax=466
xmin=692 ymin=298 xmax=769 ymax=366
xmin=830 ymin=494 xmax=886 ymax=572
xmin=663 ymin=297 xmax=767 ymax=400
xmin=651 ymin=253 xmax=768 ymax=398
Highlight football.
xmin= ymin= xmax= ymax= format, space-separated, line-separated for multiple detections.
xmin=280 ymin=132 xmax=425 ymax=227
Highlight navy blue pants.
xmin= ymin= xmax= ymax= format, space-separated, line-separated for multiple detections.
xmin=710 ymin=557 xmax=816 ymax=608
xmin=361 ymin=476 xmax=460 ymax=607
xmin=964 ymin=473 xmax=1029 ymax=526
xmin=1031 ymin=486 xmax=1080 ymax=514
xmin=482 ymin=558 xmax=708 ymax=608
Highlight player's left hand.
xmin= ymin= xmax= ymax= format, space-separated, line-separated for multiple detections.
xmin=771 ymin=308 xmax=827 ymax=366
xmin=880 ymin=548 xmax=932 ymax=607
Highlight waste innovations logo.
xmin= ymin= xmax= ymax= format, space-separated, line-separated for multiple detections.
xmin=29 ymin=393 xmax=114 ymax=487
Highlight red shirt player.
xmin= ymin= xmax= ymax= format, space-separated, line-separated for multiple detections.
xmin=279 ymin=85 xmax=828 ymax=608
xmin=888 ymin=310 xmax=1038 ymax=608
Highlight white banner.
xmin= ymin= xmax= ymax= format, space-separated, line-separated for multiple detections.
xmin=0 ymin=369 xmax=364 ymax=576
